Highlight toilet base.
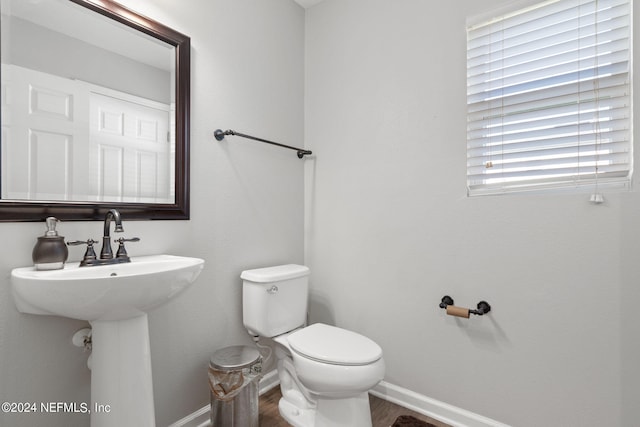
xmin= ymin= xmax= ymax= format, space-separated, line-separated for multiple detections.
xmin=315 ymin=392 xmax=372 ymax=427
xmin=279 ymin=397 xmax=316 ymax=427
xmin=279 ymin=392 xmax=372 ymax=427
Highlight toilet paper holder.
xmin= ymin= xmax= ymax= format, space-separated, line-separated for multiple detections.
xmin=439 ymin=295 xmax=491 ymax=317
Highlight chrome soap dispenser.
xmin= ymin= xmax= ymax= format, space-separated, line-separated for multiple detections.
xmin=32 ymin=217 xmax=69 ymax=270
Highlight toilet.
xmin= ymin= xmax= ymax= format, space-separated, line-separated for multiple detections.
xmin=241 ymin=264 xmax=385 ymax=427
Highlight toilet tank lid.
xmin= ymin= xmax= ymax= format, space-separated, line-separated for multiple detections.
xmin=241 ymin=264 xmax=309 ymax=283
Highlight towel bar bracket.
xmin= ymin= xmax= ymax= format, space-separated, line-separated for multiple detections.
xmin=439 ymin=295 xmax=454 ymax=309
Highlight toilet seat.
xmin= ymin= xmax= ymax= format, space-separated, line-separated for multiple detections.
xmin=287 ymin=323 xmax=382 ymax=366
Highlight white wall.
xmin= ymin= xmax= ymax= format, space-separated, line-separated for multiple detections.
xmin=0 ymin=0 xmax=304 ymax=426
xmin=304 ymin=1 xmax=639 ymax=426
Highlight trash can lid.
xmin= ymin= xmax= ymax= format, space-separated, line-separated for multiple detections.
xmin=209 ymin=345 xmax=261 ymax=371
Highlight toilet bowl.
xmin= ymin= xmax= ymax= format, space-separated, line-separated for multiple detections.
xmin=241 ymin=265 xmax=385 ymax=427
xmin=277 ymin=323 xmax=385 ymax=396
xmin=273 ymin=324 xmax=385 ymax=427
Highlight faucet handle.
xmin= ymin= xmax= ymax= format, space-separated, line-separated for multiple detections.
xmin=67 ymin=238 xmax=98 ymax=247
xmin=114 ymin=237 xmax=140 ymax=243
xmin=114 ymin=237 xmax=140 ymax=258
xmin=67 ymin=239 xmax=98 ymax=263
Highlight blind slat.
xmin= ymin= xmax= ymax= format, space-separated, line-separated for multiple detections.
xmin=468 ymin=83 xmax=629 ymax=120
xmin=468 ymin=164 xmax=630 ymax=186
xmin=467 ymin=106 xmax=630 ymax=141
xmin=467 ymin=39 xmax=630 ymax=89
xmin=467 ymin=141 xmax=631 ymax=167
xmin=468 ymin=74 xmax=629 ymax=113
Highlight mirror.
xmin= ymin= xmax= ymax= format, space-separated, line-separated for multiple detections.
xmin=0 ymin=0 xmax=190 ymax=221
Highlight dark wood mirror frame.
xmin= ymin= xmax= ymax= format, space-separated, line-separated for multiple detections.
xmin=0 ymin=0 xmax=190 ymax=222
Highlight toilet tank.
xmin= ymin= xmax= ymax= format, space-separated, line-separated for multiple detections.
xmin=241 ymin=264 xmax=309 ymax=338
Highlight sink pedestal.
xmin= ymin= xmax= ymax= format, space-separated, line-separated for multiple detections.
xmin=91 ymin=314 xmax=156 ymax=427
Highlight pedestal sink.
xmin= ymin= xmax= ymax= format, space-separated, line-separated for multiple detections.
xmin=11 ymin=254 xmax=204 ymax=427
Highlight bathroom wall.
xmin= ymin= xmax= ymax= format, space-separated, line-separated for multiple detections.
xmin=304 ymin=0 xmax=639 ymax=426
xmin=0 ymin=0 xmax=304 ymax=426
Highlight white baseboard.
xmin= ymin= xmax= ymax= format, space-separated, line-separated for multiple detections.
xmin=168 ymin=405 xmax=210 ymax=427
xmin=169 ymin=372 xmax=510 ymax=427
xmin=370 ymin=381 xmax=511 ymax=427
xmin=258 ymin=368 xmax=280 ymax=395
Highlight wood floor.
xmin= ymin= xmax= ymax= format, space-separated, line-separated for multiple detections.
xmin=258 ymin=386 xmax=451 ymax=427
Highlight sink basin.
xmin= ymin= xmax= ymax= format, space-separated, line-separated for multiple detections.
xmin=11 ymin=254 xmax=204 ymax=321
xmin=11 ymin=254 xmax=204 ymax=427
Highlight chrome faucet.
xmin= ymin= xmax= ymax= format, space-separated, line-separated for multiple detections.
xmin=67 ymin=209 xmax=140 ymax=266
xmin=100 ymin=209 xmax=124 ymax=259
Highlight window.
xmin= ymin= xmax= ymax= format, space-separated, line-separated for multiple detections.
xmin=466 ymin=0 xmax=632 ymax=196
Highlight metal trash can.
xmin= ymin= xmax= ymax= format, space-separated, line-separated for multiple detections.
xmin=208 ymin=345 xmax=262 ymax=427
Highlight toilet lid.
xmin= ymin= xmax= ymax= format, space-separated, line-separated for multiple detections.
xmin=287 ymin=323 xmax=382 ymax=366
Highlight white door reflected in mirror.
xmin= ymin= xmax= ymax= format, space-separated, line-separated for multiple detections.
xmin=0 ymin=0 xmax=176 ymax=204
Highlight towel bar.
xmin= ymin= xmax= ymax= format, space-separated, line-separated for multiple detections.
xmin=214 ymin=129 xmax=312 ymax=159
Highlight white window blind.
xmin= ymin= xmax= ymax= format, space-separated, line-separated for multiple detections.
xmin=466 ymin=0 xmax=632 ymax=195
